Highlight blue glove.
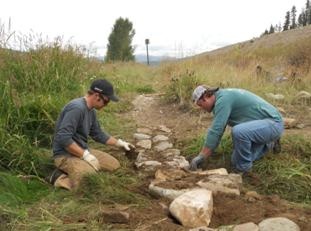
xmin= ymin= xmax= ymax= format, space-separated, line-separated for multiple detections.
xmin=189 ymin=153 xmax=207 ymax=171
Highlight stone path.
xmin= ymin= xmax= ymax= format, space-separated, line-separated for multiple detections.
xmin=130 ymin=95 xmax=301 ymax=230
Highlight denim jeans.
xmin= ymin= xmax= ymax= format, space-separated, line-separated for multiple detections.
xmin=231 ymin=119 xmax=284 ymax=172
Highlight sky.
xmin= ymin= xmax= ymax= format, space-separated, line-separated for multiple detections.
xmin=0 ymin=0 xmax=308 ymax=58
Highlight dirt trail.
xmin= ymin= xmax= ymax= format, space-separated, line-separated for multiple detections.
xmin=119 ymin=94 xmax=311 ymax=230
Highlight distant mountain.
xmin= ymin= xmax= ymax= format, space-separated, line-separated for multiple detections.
xmin=135 ymin=54 xmax=177 ymax=65
xmin=94 ymin=54 xmax=177 ymax=65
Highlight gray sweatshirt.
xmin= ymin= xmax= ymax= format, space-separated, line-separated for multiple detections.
xmin=52 ymin=97 xmax=110 ymax=157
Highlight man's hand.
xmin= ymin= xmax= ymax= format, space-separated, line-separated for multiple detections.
xmin=82 ymin=150 xmax=100 ymax=171
xmin=189 ymin=153 xmax=207 ymax=171
xmin=116 ymin=139 xmax=135 ymax=151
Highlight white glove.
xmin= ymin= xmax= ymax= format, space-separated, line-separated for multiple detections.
xmin=82 ymin=150 xmax=100 ymax=171
xmin=116 ymin=139 xmax=135 ymax=151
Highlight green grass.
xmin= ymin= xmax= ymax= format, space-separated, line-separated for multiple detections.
xmin=76 ymin=169 xmax=148 ymax=205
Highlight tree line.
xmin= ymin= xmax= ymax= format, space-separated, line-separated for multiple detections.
xmin=262 ymin=0 xmax=311 ymax=35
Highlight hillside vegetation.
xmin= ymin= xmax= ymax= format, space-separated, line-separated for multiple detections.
xmin=0 ymin=25 xmax=311 ymax=230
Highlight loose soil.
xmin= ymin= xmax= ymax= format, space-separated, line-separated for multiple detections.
xmin=110 ymin=94 xmax=311 ymax=230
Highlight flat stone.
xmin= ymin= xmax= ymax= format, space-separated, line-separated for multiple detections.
xmin=154 ymin=141 xmax=173 ymax=152
xmin=133 ymin=133 xmax=151 ymax=140
xmin=136 ymin=139 xmax=152 ymax=149
xmin=233 ymin=222 xmax=259 ymax=231
xmin=152 ymin=134 xmax=169 ymax=143
xmin=161 ymin=149 xmax=181 ymax=157
xmin=165 ymin=156 xmax=189 ymax=169
xmin=258 ymin=217 xmax=300 ymax=231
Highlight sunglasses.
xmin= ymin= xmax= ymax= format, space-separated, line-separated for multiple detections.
xmin=98 ymin=94 xmax=110 ymax=105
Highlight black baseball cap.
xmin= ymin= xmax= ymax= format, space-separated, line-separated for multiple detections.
xmin=90 ymin=79 xmax=119 ymax=102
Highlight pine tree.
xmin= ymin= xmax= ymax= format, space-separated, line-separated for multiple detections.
xmin=290 ymin=6 xmax=297 ymax=29
xmin=298 ymin=11 xmax=307 ymax=26
xmin=269 ymin=24 xmax=275 ymax=34
xmin=306 ymin=0 xmax=311 ymax=25
xmin=105 ymin=17 xmax=135 ymax=62
xmin=283 ymin=11 xmax=291 ymax=31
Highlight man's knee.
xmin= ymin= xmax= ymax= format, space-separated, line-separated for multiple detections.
xmin=90 ymin=149 xmax=121 ymax=171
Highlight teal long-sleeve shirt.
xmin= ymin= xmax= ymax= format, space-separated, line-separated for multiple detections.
xmin=205 ymin=88 xmax=283 ymax=150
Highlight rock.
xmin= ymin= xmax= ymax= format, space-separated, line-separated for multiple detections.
xmin=136 ymin=139 xmax=152 ymax=149
xmin=136 ymin=127 xmax=153 ymax=135
xmin=258 ymin=217 xmax=300 ymax=231
xmin=154 ymin=141 xmax=173 ymax=152
xmin=283 ymin=118 xmax=298 ymax=129
xmin=99 ymin=210 xmax=130 ymax=224
xmin=196 ymin=174 xmax=242 ymax=196
xmin=169 ymin=189 xmax=213 ymax=228
xmin=189 ymin=227 xmax=216 ymax=231
xmin=149 ymin=183 xmax=190 ymax=200
xmin=196 ymin=168 xmax=228 ymax=176
xmin=136 ymin=160 xmax=162 ymax=169
xmin=233 ymin=222 xmax=259 ymax=231
xmin=161 ymin=149 xmax=181 ymax=157
xmin=245 ymin=191 xmax=262 ymax=202
xmin=154 ymin=169 xmax=188 ymax=182
xmin=165 ymin=156 xmax=190 ymax=169
xmin=152 ymin=134 xmax=169 ymax=143
xmin=133 ymin=133 xmax=151 ymax=140
xmin=158 ymin=125 xmax=171 ymax=133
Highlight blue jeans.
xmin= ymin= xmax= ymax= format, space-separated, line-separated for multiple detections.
xmin=231 ymin=119 xmax=284 ymax=172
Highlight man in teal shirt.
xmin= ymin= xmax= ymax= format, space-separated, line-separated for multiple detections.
xmin=189 ymin=86 xmax=283 ymax=173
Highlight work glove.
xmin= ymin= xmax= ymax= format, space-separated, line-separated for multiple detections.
xmin=116 ymin=139 xmax=135 ymax=151
xmin=82 ymin=150 xmax=100 ymax=171
xmin=189 ymin=153 xmax=207 ymax=171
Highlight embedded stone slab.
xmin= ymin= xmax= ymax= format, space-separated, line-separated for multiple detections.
xmin=136 ymin=139 xmax=152 ymax=149
xmin=196 ymin=174 xmax=242 ymax=196
xmin=133 ymin=133 xmax=151 ymax=140
xmin=154 ymin=141 xmax=173 ymax=152
xmin=165 ymin=156 xmax=190 ymax=169
xmin=136 ymin=160 xmax=162 ymax=171
xmin=258 ymin=217 xmax=300 ymax=231
xmin=152 ymin=134 xmax=169 ymax=143
xmin=169 ymin=189 xmax=213 ymax=228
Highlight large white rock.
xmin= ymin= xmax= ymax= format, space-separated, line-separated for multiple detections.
xmin=258 ymin=217 xmax=300 ymax=231
xmin=169 ymin=189 xmax=213 ymax=228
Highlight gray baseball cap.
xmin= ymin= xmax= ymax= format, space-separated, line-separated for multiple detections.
xmin=192 ymin=85 xmax=219 ymax=103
